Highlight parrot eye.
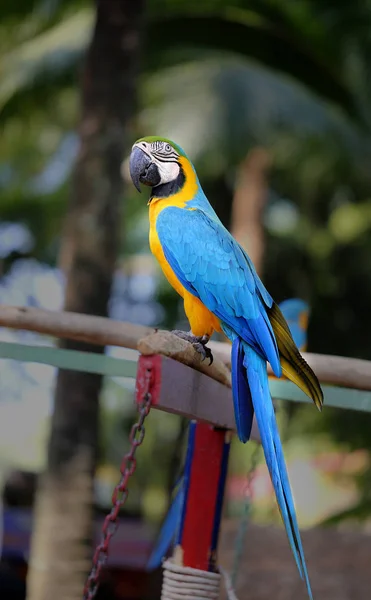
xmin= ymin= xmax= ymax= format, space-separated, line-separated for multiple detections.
xmin=149 ymin=140 xmax=178 ymax=162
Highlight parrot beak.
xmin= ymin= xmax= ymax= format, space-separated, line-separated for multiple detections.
xmin=129 ymin=145 xmax=161 ymax=192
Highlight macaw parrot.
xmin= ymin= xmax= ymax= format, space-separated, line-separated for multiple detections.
xmin=129 ymin=136 xmax=323 ymax=598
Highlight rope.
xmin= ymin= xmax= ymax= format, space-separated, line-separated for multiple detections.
xmin=161 ymin=558 xmax=239 ymax=600
xmin=218 ymin=566 xmax=239 ymax=600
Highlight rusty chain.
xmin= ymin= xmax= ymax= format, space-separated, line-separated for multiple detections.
xmin=83 ymin=367 xmax=152 ymax=600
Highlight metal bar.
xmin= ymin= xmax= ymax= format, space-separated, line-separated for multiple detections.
xmin=177 ymin=422 xmax=231 ymax=572
xmin=270 ymin=379 xmax=371 ymax=413
xmin=0 ymin=341 xmax=138 ymax=378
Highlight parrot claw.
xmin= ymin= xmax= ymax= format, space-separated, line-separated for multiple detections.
xmin=171 ymin=330 xmax=214 ymax=365
xmin=193 ymin=340 xmax=214 ymax=365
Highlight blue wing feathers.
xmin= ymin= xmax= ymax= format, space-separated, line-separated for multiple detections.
xmin=157 ymin=206 xmax=281 ymax=376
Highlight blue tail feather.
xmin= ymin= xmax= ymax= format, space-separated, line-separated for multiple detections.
xmin=241 ymin=340 xmax=313 ymax=599
xmin=146 ymin=482 xmax=185 ymax=571
xmin=231 ymin=337 xmax=254 ymax=443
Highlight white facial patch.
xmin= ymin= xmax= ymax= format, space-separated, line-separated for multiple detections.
xmin=155 ymin=160 xmax=180 ymax=185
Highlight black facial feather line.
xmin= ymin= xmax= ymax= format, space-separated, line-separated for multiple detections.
xmin=150 ymin=141 xmax=179 ymax=162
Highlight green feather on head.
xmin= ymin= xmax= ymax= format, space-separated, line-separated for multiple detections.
xmin=135 ymin=135 xmax=187 ymax=158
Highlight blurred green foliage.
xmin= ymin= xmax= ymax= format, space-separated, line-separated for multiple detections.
xmin=2 ymin=0 xmax=371 ymax=523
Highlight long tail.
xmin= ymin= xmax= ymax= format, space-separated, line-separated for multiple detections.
xmin=232 ymin=337 xmax=313 ymax=599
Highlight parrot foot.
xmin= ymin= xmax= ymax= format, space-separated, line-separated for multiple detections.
xmin=171 ymin=330 xmax=214 ymax=365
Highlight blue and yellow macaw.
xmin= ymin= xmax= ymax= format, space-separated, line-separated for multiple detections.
xmin=129 ymin=137 xmax=323 ymax=598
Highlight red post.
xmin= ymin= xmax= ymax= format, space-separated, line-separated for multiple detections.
xmin=177 ymin=422 xmax=231 ymax=572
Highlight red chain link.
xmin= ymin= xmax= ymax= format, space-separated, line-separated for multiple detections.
xmin=83 ymin=367 xmax=152 ymax=600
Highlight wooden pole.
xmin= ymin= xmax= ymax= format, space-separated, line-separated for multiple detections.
xmin=0 ymin=305 xmax=152 ymax=350
xmin=209 ymin=340 xmax=371 ymax=392
xmin=1 ymin=304 xmax=371 ymax=391
xmin=177 ymin=422 xmax=231 ymax=571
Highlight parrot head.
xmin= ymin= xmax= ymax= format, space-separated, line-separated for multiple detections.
xmin=129 ymin=136 xmax=187 ymax=195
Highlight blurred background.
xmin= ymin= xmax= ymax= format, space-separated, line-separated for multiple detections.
xmin=1 ymin=1 xmax=371 ymax=599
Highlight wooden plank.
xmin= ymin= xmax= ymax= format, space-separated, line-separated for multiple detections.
xmin=136 ymin=354 xmax=261 ymax=442
xmin=136 ymin=354 xmax=371 ymax=433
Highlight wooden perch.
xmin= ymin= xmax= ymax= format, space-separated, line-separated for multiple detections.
xmin=136 ymin=354 xmax=260 ymax=442
xmin=138 ymin=330 xmax=231 ymax=388
xmin=0 ymin=305 xmax=153 ymax=350
xmin=1 ymin=304 xmax=371 ymax=392
xmin=0 ymin=305 xmax=230 ymax=388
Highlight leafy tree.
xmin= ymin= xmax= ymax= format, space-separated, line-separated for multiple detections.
xmin=21 ymin=2 xmax=146 ymax=600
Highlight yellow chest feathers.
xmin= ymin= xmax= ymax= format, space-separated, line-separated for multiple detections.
xmin=147 ymin=161 xmax=221 ymax=336
xmin=149 ymin=197 xmax=185 ymax=297
xmin=148 ymin=156 xmax=197 ymax=296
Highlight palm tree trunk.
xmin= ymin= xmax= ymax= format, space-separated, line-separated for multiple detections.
xmin=230 ymin=148 xmax=271 ymax=275
xmin=27 ymin=2 xmax=144 ymax=599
